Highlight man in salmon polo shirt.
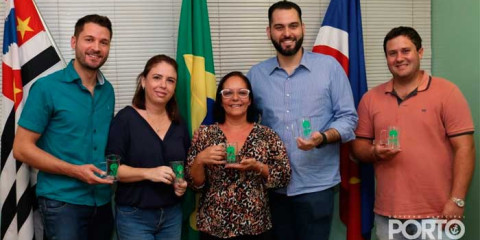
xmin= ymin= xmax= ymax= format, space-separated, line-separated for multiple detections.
xmin=352 ymin=26 xmax=475 ymax=240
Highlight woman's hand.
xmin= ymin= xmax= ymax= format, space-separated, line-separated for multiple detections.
xmin=144 ymin=166 xmax=176 ymax=184
xmin=173 ymin=180 xmax=188 ymax=196
xmin=225 ymin=157 xmax=259 ymax=172
xmin=195 ymin=144 xmax=227 ymax=166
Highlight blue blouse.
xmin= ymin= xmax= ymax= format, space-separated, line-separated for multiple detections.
xmin=106 ymin=106 xmax=190 ymax=208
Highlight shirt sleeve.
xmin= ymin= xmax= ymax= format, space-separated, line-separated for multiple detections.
xmin=246 ymin=67 xmax=254 ymax=82
xmin=18 ymin=80 xmax=53 ymax=134
xmin=355 ymin=93 xmax=374 ymax=140
xmin=105 ymin=109 xmax=130 ymax=160
xmin=327 ymin=63 xmax=358 ymax=142
xmin=442 ymin=85 xmax=475 ymax=136
xmin=263 ymin=127 xmax=291 ymax=189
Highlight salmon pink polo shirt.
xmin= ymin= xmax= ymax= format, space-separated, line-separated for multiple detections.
xmin=355 ymin=71 xmax=474 ymax=219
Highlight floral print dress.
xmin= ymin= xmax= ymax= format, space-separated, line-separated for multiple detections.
xmin=186 ymin=123 xmax=291 ymax=238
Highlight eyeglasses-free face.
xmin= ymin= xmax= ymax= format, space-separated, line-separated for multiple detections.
xmin=219 ymin=88 xmax=250 ymax=99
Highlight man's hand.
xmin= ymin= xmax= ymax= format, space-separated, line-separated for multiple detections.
xmin=72 ymin=164 xmax=114 ymax=184
xmin=441 ymin=199 xmax=464 ymax=221
xmin=296 ymin=131 xmax=322 ymax=151
xmin=373 ymin=143 xmax=401 ymax=161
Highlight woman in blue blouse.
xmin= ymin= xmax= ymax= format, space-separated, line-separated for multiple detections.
xmin=106 ymin=54 xmax=189 ymax=240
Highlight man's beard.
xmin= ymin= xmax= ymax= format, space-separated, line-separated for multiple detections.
xmin=271 ymin=35 xmax=303 ymax=57
xmin=76 ymin=50 xmax=108 ymax=71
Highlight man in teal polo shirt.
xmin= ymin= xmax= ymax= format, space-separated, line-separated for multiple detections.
xmin=13 ymin=14 xmax=115 ymax=240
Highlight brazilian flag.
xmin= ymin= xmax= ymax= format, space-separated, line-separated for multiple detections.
xmin=176 ymin=0 xmax=216 ymax=239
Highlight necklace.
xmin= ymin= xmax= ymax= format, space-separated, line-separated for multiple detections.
xmin=145 ymin=109 xmax=161 ymax=133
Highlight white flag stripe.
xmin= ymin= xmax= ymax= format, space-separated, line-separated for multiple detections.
xmin=3 ymin=215 xmax=17 ymax=240
xmin=313 ymin=25 xmax=349 ymax=58
xmin=18 ymin=210 xmax=34 ymax=240
xmin=0 ymin=153 xmax=16 ymax=207
xmin=16 ymin=163 xmax=30 ymax=200
xmin=2 ymin=43 xmax=20 ymax=70
xmin=19 ymin=31 xmax=53 ymax=67
xmin=2 ymin=31 xmax=52 ymax=70
xmin=1 ymin=96 xmax=13 ymax=127
xmin=29 ymin=168 xmax=39 ymax=186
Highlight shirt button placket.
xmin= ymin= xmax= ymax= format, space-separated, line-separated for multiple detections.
xmin=284 ymin=76 xmax=293 ymax=141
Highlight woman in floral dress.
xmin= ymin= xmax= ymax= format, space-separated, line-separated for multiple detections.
xmin=186 ymin=71 xmax=291 ymax=240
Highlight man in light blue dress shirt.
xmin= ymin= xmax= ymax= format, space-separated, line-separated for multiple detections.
xmin=247 ymin=2 xmax=358 ymax=240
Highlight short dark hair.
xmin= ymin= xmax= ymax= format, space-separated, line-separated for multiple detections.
xmin=383 ymin=26 xmax=422 ymax=55
xmin=213 ymin=71 xmax=258 ymax=124
xmin=132 ymin=54 xmax=180 ymax=123
xmin=268 ymin=1 xmax=302 ymax=25
xmin=74 ymin=14 xmax=112 ymax=39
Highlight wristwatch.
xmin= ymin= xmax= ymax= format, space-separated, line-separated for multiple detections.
xmin=451 ymin=197 xmax=465 ymax=208
xmin=315 ymin=132 xmax=328 ymax=148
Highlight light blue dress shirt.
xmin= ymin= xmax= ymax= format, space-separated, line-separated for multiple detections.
xmin=247 ymin=51 xmax=358 ymax=196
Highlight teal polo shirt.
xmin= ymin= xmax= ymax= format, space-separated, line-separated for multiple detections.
xmin=18 ymin=60 xmax=115 ymax=206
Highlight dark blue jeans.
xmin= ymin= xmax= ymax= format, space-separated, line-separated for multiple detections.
xmin=269 ymin=188 xmax=334 ymax=240
xmin=38 ymin=197 xmax=113 ymax=240
xmin=115 ymin=204 xmax=182 ymax=240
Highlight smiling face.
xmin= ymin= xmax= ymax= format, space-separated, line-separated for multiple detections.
xmin=141 ymin=61 xmax=177 ymax=107
xmin=267 ymin=8 xmax=305 ymax=57
xmin=71 ymin=22 xmax=111 ymax=72
xmin=221 ymin=75 xmax=251 ymax=120
xmin=385 ymin=35 xmax=424 ymax=82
